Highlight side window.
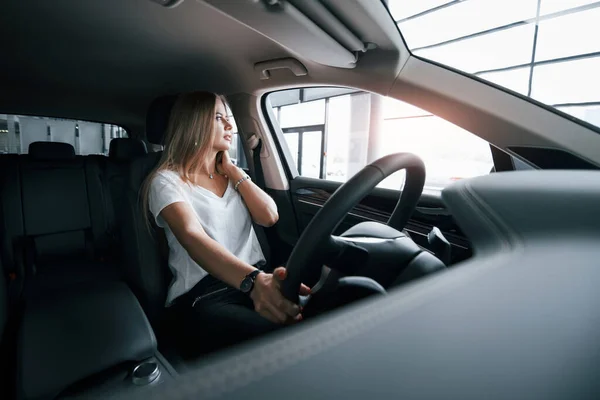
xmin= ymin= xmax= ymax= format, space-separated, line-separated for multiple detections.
xmin=0 ymin=114 xmax=126 ymax=155
xmin=267 ymin=88 xmax=494 ymax=191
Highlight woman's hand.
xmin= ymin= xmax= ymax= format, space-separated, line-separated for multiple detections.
xmin=217 ymin=151 xmax=238 ymax=177
xmin=250 ymin=266 xmax=311 ymax=324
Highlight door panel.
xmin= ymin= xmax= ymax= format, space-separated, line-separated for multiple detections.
xmin=289 ymin=176 xmax=472 ymax=265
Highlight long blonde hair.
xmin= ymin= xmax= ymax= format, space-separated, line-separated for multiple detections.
xmin=141 ymin=91 xmax=228 ymax=229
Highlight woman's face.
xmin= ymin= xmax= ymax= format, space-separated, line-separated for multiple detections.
xmin=212 ymin=99 xmax=233 ymax=152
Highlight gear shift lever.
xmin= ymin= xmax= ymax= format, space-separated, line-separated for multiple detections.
xmin=427 ymin=226 xmax=451 ymax=266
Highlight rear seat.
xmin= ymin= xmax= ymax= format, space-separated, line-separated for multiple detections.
xmin=0 ymin=154 xmax=25 ymax=305
xmin=18 ymin=142 xmax=120 ymax=299
xmin=0 ymin=140 xmax=158 ymax=399
xmin=0 ymin=139 xmax=149 ymax=301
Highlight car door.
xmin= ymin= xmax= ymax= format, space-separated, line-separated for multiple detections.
xmin=261 ymin=87 xmax=505 ymax=266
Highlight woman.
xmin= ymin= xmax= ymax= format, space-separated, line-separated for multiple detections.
xmin=143 ymin=91 xmax=310 ymax=354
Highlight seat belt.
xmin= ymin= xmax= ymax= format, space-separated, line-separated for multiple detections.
xmin=249 ymin=137 xmax=273 ymax=271
xmin=251 ymin=137 xmax=266 ymax=190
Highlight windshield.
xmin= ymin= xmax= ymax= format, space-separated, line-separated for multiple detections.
xmin=387 ymin=0 xmax=600 ymax=129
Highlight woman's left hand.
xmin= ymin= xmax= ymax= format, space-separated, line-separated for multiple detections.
xmin=218 ymin=151 xmax=238 ymax=177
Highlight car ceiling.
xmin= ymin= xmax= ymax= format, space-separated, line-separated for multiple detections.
xmin=1 ymin=0 xmax=289 ymax=129
xmin=1 ymin=0 xmax=405 ymax=134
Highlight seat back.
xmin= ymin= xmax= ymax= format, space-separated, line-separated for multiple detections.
xmin=120 ymin=151 xmax=169 ymax=324
xmin=0 ymin=154 xmax=24 ymax=296
xmin=0 ymin=256 xmax=10 ymax=399
xmin=118 ymin=96 xmax=177 ymax=324
xmin=21 ymin=144 xmax=92 ymax=264
xmin=16 ymin=142 xmax=120 ymax=299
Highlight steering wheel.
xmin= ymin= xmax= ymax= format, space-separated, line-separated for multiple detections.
xmin=281 ymin=153 xmax=426 ymax=303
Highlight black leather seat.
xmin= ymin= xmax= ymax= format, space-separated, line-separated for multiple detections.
xmin=120 ymin=96 xmax=176 ymax=327
xmin=18 ymin=281 xmax=157 ymax=400
xmin=18 ymin=142 xmax=121 ymax=299
xmin=103 ymin=138 xmax=149 ymax=261
xmin=0 ymin=256 xmax=10 ymax=397
xmin=109 ymin=137 xmax=148 ymax=161
xmin=0 ymin=141 xmax=160 ymax=399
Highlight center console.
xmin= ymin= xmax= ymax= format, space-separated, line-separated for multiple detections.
xmin=18 ymin=281 xmax=175 ymax=399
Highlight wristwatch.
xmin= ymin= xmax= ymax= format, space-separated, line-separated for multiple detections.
xmin=240 ymin=269 xmax=262 ymax=294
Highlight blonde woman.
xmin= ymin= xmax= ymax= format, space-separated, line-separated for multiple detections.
xmin=143 ymin=91 xmax=310 ymax=353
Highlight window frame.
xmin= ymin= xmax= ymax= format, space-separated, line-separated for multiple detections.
xmin=262 ymin=86 xmax=504 ymax=191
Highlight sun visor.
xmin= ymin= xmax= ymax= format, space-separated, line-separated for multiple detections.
xmin=201 ymin=0 xmax=363 ymax=69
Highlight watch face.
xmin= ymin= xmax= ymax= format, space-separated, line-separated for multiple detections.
xmin=240 ymin=278 xmax=252 ymax=293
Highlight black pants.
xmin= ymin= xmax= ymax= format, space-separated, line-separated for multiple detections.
xmin=170 ymin=274 xmax=280 ymax=357
xmin=169 ymin=260 xmax=414 ymax=357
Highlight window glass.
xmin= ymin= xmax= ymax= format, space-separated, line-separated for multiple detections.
xmin=383 ymin=98 xmax=431 ymax=119
xmin=387 ymin=0 xmax=450 ymax=21
xmin=535 ymin=7 xmax=600 ymax=62
xmin=389 ymin=0 xmax=600 ymax=130
xmin=556 ymin=105 xmax=600 ymax=127
xmin=267 ymin=89 xmax=494 ymax=192
xmin=279 ymin=100 xmax=325 ymax=129
xmin=284 ymin=132 xmax=300 ymax=167
xmin=540 ymin=0 xmax=598 ymax=15
xmin=0 ymin=114 xmax=126 ymax=155
xmin=397 ymin=0 xmax=538 ymax=49
xmin=530 ymin=57 xmax=600 ymax=104
xmin=414 ymin=24 xmax=535 ymax=73
xmin=301 ymin=131 xmax=322 ymax=179
xmin=477 ymin=67 xmax=531 ymax=95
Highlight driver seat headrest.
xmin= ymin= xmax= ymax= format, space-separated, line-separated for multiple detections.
xmin=145 ymin=94 xmax=178 ymax=145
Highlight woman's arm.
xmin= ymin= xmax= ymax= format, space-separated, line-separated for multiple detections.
xmin=221 ymin=152 xmax=279 ymax=227
xmin=160 ymin=201 xmax=297 ymax=323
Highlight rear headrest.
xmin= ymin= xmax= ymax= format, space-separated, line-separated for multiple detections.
xmin=109 ymin=138 xmax=148 ymax=161
xmin=29 ymin=142 xmax=76 ymax=160
xmin=146 ymin=94 xmax=178 ymax=145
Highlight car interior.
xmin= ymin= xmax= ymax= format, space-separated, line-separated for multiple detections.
xmin=2 ymin=0 xmax=600 ymax=399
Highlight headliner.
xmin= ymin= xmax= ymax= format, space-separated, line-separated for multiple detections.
xmin=1 ymin=0 xmax=298 ymax=131
xmin=1 ymin=0 xmax=404 ymax=134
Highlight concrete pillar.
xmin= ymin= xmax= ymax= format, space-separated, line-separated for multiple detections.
xmin=102 ymin=124 xmax=111 ymax=154
xmin=74 ymin=123 xmax=81 ymax=155
xmin=366 ymin=93 xmax=384 ymax=164
xmin=16 ymin=116 xmax=22 ymax=154
xmin=346 ymin=93 xmax=371 ymax=178
xmin=7 ymin=115 xmax=17 ymax=153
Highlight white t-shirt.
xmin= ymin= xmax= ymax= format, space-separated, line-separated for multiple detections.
xmin=149 ymin=170 xmax=265 ymax=306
